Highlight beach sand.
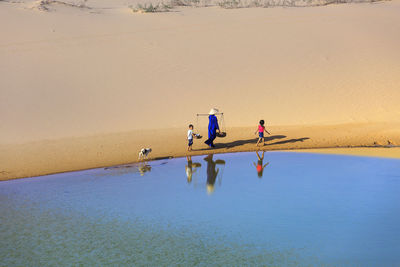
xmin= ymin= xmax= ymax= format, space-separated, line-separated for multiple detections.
xmin=1 ymin=122 xmax=400 ymax=180
xmin=1 ymin=0 xmax=400 ymax=179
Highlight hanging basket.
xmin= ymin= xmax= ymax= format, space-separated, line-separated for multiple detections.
xmin=216 ymin=132 xmax=227 ymax=138
xmin=196 ymin=111 xmax=227 ymax=138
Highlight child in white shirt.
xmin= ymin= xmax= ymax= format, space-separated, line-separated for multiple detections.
xmin=187 ymin=124 xmax=197 ymax=151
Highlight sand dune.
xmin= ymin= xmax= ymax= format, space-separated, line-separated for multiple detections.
xmin=1 ymin=0 xmax=400 ymax=179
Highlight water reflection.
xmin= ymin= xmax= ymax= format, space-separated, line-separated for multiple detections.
xmin=253 ymin=151 xmax=269 ymax=178
xmin=2 ymin=152 xmax=400 ymax=266
xmin=204 ymin=154 xmax=226 ymax=194
xmin=102 ymin=162 xmax=153 ymax=177
xmin=138 ymin=162 xmax=152 ymax=176
xmin=185 ymin=156 xmax=202 ymax=183
xmin=102 ymin=164 xmax=137 ymax=176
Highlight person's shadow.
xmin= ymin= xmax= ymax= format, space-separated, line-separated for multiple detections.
xmin=198 ymin=135 xmax=310 ymax=150
xmin=204 ymin=154 xmax=225 ymax=194
xmin=265 ymin=137 xmax=310 ymax=146
xmin=221 ymin=135 xmax=287 ymax=148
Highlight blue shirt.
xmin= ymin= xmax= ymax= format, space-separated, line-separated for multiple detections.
xmin=208 ymin=115 xmax=219 ymax=137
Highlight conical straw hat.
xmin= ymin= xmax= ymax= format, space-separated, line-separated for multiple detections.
xmin=207 ymin=184 xmax=215 ymax=194
xmin=209 ymin=108 xmax=219 ymax=115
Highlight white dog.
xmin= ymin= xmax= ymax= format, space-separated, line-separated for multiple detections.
xmin=138 ymin=148 xmax=152 ymax=160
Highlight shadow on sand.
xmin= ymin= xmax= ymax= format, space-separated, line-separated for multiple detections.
xmin=222 ymin=135 xmax=287 ymax=149
xmin=197 ymin=135 xmax=310 ymax=151
xmin=265 ymin=137 xmax=310 ymax=146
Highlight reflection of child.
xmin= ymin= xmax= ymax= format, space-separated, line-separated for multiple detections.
xmin=255 ymin=120 xmax=271 ymax=146
xmin=253 ymin=151 xmax=269 ymax=178
xmin=186 ymin=156 xmax=193 ymax=183
xmin=186 ymin=155 xmax=201 ymax=183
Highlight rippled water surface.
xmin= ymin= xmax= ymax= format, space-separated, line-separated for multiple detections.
xmin=1 ymin=152 xmax=400 ymax=266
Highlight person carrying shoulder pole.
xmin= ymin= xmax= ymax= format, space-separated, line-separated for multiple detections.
xmin=204 ymin=108 xmax=220 ymax=148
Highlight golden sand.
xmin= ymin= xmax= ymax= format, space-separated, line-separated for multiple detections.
xmin=1 ymin=122 xmax=400 ymax=180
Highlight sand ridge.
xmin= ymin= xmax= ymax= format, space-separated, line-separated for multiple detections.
xmin=5 ymin=0 xmax=390 ymax=13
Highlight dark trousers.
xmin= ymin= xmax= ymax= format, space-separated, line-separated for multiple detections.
xmin=205 ymin=133 xmax=216 ymax=146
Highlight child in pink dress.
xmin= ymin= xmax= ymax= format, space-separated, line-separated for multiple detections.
xmin=255 ymin=120 xmax=271 ymax=146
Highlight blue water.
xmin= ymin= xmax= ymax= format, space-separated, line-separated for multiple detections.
xmin=1 ymin=151 xmax=400 ymax=266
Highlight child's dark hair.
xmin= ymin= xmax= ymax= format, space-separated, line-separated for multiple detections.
xmin=259 ymin=120 xmax=265 ymax=126
xmin=189 ymin=124 xmax=193 ymax=128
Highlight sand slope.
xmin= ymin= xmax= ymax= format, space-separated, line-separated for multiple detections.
xmin=1 ymin=0 xmax=400 ymax=179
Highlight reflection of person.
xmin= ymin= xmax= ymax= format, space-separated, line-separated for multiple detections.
xmin=204 ymin=154 xmax=225 ymax=194
xmin=186 ymin=155 xmax=201 ymax=183
xmin=255 ymin=119 xmax=271 ymax=146
xmin=204 ymin=108 xmax=220 ymax=148
xmin=253 ymin=151 xmax=269 ymax=178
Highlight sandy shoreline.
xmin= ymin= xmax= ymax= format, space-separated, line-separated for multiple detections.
xmin=1 ymin=122 xmax=400 ymax=180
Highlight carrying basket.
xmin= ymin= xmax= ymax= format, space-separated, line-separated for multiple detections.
xmin=216 ymin=132 xmax=227 ymax=138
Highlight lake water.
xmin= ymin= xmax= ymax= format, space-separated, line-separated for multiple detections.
xmin=1 ymin=151 xmax=400 ymax=266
